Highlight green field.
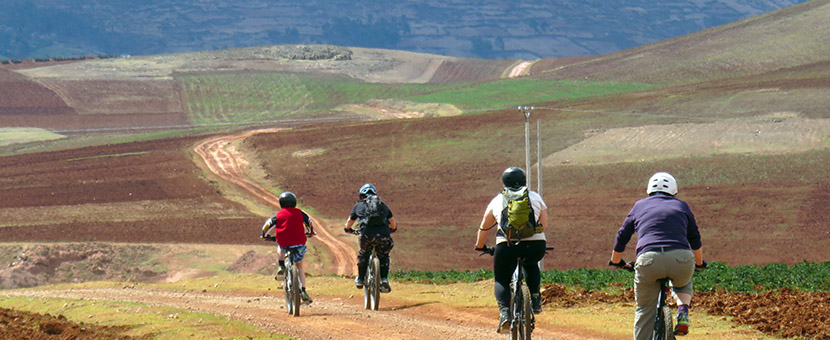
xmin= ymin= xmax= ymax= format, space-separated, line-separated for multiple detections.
xmin=177 ymin=71 xmax=660 ymax=124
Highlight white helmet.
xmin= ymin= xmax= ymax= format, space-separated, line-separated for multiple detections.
xmin=646 ymin=172 xmax=678 ymax=196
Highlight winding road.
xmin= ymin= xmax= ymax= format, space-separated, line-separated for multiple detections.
xmin=194 ymin=129 xmax=357 ymax=276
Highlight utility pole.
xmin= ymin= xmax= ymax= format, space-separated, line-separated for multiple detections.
xmin=518 ymin=106 xmax=534 ymax=189
xmin=537 ymin=118 xmax=542 ymax=196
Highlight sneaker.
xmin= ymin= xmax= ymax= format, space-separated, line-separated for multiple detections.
xmin=380 ymin=279 xmax=391 ymax=293
xmin=531 ymin=293 xmax=542 ymax=314
xmin=275 ymin=265 xmax=286 ymax=281
xmin=675 ymin=312 xmax=690 ymax=335
xmin=497 ymin=308 xmax=511 ymax=334
xmin=354 ymin=277 xmax=364 ymax=289
xmin=301 ymin=290 xmax=313 ymax=304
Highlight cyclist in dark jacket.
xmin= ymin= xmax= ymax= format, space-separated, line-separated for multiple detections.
xmin=344 ymin=183 xmax=397 ymax=293
xmin=609 ymin=172 xmax=706 ymax=339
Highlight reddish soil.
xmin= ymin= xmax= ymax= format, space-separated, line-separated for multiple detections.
xmin=194 ymin=130 xmax=358 ymax=276
xmin=0 ymin=69 xmax=74 ymax=116
xmin=0 ymin=68 xmax=187 ymax=132
xmin=1 ymin=48 xmax=827 ymax=339
xmin=427 ymin=58 xmax=517 ymax=83
xmin=0 ymin=307 xmax=150 ymax=340
xmin=541 ymin=284 xmax=830 ymax=340
xmin=0 ymin=135 xmax=263 ymax=244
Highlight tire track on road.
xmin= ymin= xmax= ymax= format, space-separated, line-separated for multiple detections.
xmin=194 ymin=129 xmax=357 ymax=276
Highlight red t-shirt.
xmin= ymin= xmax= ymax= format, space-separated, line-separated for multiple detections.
xmin=273 ymin=207 xmax=308 ymax=248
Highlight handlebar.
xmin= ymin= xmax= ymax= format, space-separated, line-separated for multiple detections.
xmin=476 ymin=246 xmax=495 ymax=256
xmin=344 ymin=227 xmax=397 ymax=235
xmin=609 ymin=259 xmax=635 ymax=272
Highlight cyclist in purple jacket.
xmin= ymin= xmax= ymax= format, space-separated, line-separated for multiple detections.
xmin=609 ymin=172 xmax=707 ymax=339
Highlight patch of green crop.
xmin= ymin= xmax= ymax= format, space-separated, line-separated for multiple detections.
xmin=177 ymin=72 xmax=659 ymax=124
xmin=405 ymin=78 xmax=659 ymax=111
xmin=393 ymin=261 xmax=830 ymax=293
xmin=177 ymin=72 xmax=459 ymax=124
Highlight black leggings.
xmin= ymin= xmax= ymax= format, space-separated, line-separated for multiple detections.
xmin=493 ymin=240 xmax=547 ymax=309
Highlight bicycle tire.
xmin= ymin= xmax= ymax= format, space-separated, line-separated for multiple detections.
xmin=658 ymin=305 xmax=675 ymax=340
xmin=285 ymin=264 xmax=302 ymax=316
xmin=369 ymin=255 xmax=381 ymax=310
xmin=509 ymin=283 xmax=531 ymax=340
xmin=521 ymin=284 xmax=533 ymax=339
xmin=283 ymin=264 xmax=292 ymax=315
xmin=290 ymin=264 xmax=301 ymax=316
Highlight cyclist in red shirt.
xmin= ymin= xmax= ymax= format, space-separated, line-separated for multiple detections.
xmin=261 ymin=192 xmax=315 ymax=303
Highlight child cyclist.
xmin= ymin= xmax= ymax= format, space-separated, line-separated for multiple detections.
xmin=261 ymin=191 xmax=315 ymax=303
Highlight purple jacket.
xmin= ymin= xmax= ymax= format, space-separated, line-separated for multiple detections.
xmin=613 ymin=194 xmax=702 ymax=256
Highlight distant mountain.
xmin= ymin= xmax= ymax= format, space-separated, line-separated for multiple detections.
xmin=0 ymin=0 xmax=809 ymax=60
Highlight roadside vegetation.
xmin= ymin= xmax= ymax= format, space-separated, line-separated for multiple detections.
xmin=392 ymin=261 xmax=830 ymax=292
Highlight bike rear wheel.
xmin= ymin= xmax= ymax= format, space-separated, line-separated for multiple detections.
xmin=655 ymin=305 xmax=675 ymax=340
xmin=510 ymin=284 xmax=533 ymax=340
xmin=286 ymin=263 xmax=301 ymax=317
xmin=363 ymin=254 xmax=381 ymax=310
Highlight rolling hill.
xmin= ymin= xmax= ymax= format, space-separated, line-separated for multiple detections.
xmin=0 ymin=0 xmax=827 ymax=277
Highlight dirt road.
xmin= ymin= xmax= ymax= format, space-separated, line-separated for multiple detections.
xmin=508 ymin=61 xmax=534 ymax=78
xmin=194 ymin=130 xmax=358 ymax=276
xmin=4 ymin=287 xmax=600 ymax=340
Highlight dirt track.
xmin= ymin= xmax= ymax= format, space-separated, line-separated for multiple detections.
xmin=194 ymin=130 xmax=358 ymax=276
xmin=3 ymin=286 xmax=599 ymax=340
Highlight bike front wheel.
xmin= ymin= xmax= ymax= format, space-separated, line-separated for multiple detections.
xmin=286 ymin=264 xmax=301 ymax=317
xmin=364 ymin=255 xmax=381 ymax=310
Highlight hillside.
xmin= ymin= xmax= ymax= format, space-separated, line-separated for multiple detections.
xmin=0 ymin=3 xmax=828 ymax=339
xmin=1 ymin=0 xmax=808 ymax=60
xmin=531 ymin=0 xmax=830 ymax=85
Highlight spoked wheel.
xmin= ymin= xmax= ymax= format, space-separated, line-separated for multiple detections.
xmin=521 ymin=284 xmax=534 ymax=339
xmin=364 ymin=254 xmax=381 ymax=310
xmin=655 ymin=305 xmax=675 ymax=340
xmin=285 ymin=263 xmax=301 ymax=317
xmin=510 ymin=284 xmax=533 ymax=340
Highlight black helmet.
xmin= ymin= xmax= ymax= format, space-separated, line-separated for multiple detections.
xmin=502 ymin=167 xmax=526 ymax=190
xmin=278 ymin=191 xmax=297 ymax=208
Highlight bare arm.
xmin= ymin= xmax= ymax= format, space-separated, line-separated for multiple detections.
xmin=475 ymin=208 xmax=497 ymax=249
xmin=692 ymin=247 xmax=704 ymax=266
xmin=537 ymin=208 xmax=548 ymax=232
xmin=388 ymin=217 xmax=397 ymax=231
xmin=610 ymin=250 xmax=624 ymax=264
xmin=344 ymin=217 xmax=356 ymax=230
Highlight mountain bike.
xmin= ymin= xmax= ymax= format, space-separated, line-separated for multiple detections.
xmin=480 ymin=245 xmax=554 ymax=340
xmin=346 ymin=228 xmax=383 ymax=310
xmin=263 ymin=235 xmax=312 ymax=317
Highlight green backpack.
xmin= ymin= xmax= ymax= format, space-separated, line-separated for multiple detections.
xmin=499 ymin=187 xmax=538 ymax=240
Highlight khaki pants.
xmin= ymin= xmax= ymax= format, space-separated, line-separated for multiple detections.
xmin=632 ymin=248 xmax=695 ymax=340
